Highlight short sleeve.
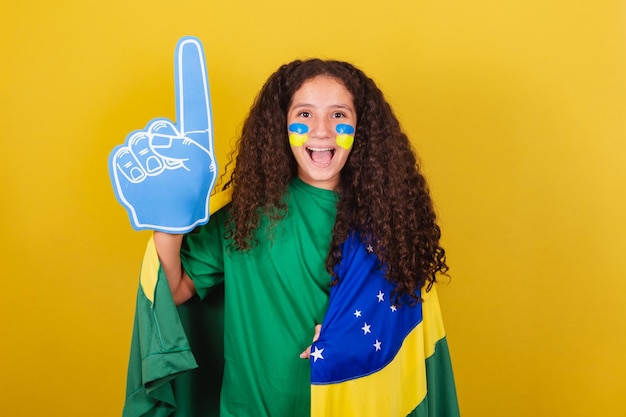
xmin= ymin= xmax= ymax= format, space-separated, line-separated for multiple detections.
xmin=180 ymin=207 xmax=227 ymax=299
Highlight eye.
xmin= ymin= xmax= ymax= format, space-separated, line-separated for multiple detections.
xmin=332 ymin=111 xmax=346 ymax=118
xmin=298 ymin=111 xmax=311 ymax=118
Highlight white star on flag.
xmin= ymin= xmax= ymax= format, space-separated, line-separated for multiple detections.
xmin=354 ymin=310 xmax=362 ymax=318
xmin=311 ymin=346 xmax=324 ymax=362
xmin=377 ymin=290 xmax=385 ymax=303
xmin=390 ymin=305 xmax=397 ymax=312
xmin=374 ymin=340 xmax=382 ymax=351
xmin=361 ymin=322 xmax=371 ymax=334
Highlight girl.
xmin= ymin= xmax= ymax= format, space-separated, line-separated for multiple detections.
xmin=154 ymin=59 xmax=453 ymax=416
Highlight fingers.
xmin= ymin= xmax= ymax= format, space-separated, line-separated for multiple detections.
xmin=110 ymin=130 xmax=166 ymax=184
xmin=300 ymin=347 xmax=311 ymax=359
xmin=300 ymin=324 xmax=323 ymax=359
xmin=110 ymin=146 xmax=145 ymax=184
xmin=113 ymin=37 xmax=214 ymax=185
xmin=149 ymin=120 xmax=187 ymax=166
xmin=312 ymin=324 xmax=322 ymax=342
xmin=174 ymin=36 xmax=213 ymax=150
xmin=111 ymin=118 xmax=213 ymax=191
xmin=129 ymin=132 xmax=165 ymax=174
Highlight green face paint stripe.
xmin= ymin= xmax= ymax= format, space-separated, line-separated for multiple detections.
xmin=335 ymin=124 xmax=355 ymax=149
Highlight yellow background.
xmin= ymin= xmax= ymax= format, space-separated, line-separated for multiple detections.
xmin=1 ymin=0 xmax=624 ymax=416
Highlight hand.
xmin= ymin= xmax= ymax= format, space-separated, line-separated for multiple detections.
xmin=109 ymin=37 xmax=217 ymax=233
xmin=300 ymin=324 xmax=322 ymax=359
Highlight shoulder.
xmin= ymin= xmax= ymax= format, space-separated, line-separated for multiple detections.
xmin=185 ymin=204 xmax=232 ymax=242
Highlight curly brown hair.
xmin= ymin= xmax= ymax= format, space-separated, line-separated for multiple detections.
xmin=222 ymin=59 xmax=448 ymax=302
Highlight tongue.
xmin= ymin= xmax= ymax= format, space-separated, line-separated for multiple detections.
xmin=311 ymin=150 xmax=333 ymax=164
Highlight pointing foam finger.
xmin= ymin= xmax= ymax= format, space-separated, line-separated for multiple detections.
xmin=175 ymin=37 xmax=213 ymax=149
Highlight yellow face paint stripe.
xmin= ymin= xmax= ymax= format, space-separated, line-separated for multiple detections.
xmin=289 ymin=133 xmax=307 ymax=147
xmin=335 ymin=134 xmax=354 ymax=149
xmin=335 ymin=124 xmax=355 ymax=149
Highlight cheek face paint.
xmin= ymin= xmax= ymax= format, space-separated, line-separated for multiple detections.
xmin=335 ymin=124 xmax=355 ymax=149
xmin=288 ymin=123 xmax=309 ymax=147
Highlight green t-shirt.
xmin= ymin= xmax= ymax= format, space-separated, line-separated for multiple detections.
xmin=180 ymin=178 xmax=338 ymax=417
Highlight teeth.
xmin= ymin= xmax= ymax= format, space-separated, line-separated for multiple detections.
xmin=306 ymin=146 xmax=335 ymax=159
xmin=307 ymin=147 xmax=334 ymax=152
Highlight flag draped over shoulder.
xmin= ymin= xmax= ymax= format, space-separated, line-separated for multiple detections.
xmin=122 ymin=190 xmax=231 ymax=417
xmin=310 ymin=232 xmax=460 ymax=417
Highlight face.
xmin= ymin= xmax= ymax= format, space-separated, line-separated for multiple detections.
xmin=287 ymin=75 xmax=356 ymax=190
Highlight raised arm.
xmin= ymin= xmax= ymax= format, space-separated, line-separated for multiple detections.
xmin=153 ymin=231 xmax=197 ymax=305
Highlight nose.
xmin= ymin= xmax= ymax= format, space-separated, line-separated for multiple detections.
xmin=309 ymin=118 xmax=334 ymax=140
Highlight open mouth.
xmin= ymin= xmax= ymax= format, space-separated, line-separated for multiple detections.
xmin=307 ymin=147 xmax=335 ymax=164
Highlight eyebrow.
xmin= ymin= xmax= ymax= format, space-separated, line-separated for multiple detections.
xmin=291 ymin=103 xmax=355 ymax=111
